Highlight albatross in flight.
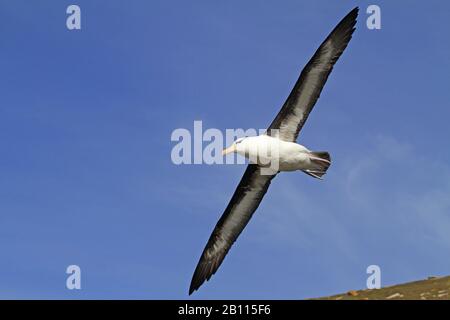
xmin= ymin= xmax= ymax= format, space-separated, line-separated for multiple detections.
xmin=189 ymin=7 xmax=358 ymax=294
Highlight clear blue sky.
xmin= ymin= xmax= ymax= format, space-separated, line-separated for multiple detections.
xmin=0 ymin=1 xmax=449 ymax=299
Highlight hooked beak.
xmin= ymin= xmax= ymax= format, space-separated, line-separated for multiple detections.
xmin=222 ymin=144 xmax=236 ymax=156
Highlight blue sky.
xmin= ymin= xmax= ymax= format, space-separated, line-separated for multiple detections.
xmin=0 ymin=1 xmax=449 ymax=299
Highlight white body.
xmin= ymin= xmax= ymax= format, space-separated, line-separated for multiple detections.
xmin=235 ymin=135 xmax=313 ymax=172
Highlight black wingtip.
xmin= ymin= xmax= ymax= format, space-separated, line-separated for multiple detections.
xmin=339 ymin=7 xmax=359 ymax=29
xmin=189 ymin=276 xmax=205 ymax=295
xmin=342 ymin=6 xmax=359 ymax=26
xmin=349 ymin=7 xmax=359 ymax=25
xmin=327 ymin=6 xmax=359 ymax=53
xmin=189 ymin=269 xmax=204 ymax=295
xmin=188 ymin=264 xmax=205 ymax=295
xmin=350 ymin=6 xmax=359 ymax=16
xmin=188 ymin=279 xmax=197 ymax=295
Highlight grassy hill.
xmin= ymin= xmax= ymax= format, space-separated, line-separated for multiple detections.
xmin=314 ymin=276 xmax=450 ymax=300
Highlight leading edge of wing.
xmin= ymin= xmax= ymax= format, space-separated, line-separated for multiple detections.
xmin=189 ymin=165 xmax=276 ymax=295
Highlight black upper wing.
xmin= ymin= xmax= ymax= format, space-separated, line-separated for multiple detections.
xmin=189 ymin=165 xmax=276 ymax=294
xmin=267 ymin=7 xmax=358 ymax=142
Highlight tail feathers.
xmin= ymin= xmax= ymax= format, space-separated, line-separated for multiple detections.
xmin=302 ymin=151 xmax=331 ymax=179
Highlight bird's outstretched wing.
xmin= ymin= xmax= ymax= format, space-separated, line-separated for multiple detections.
xmin=189 ymin=165 xmax=276 ymax=294
xmin=267 ymin=7 xmax=358 ymax=142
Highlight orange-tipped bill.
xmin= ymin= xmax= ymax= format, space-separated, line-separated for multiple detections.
xmin=222 ymin=144 xmax=236 ymax=156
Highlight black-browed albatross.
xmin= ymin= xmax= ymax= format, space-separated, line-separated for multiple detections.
xmin=189 ymin=7 xmax=358 ymax=294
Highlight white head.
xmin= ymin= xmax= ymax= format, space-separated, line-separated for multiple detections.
xmin=222 ymin=137 xmax=247 ymax=156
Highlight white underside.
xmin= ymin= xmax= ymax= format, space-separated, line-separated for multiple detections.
xmin=235 ymin=135 xmax=316 ymax=172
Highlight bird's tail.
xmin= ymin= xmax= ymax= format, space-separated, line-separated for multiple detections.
xmin=302 ymin=151 xmax=331 ymax=179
